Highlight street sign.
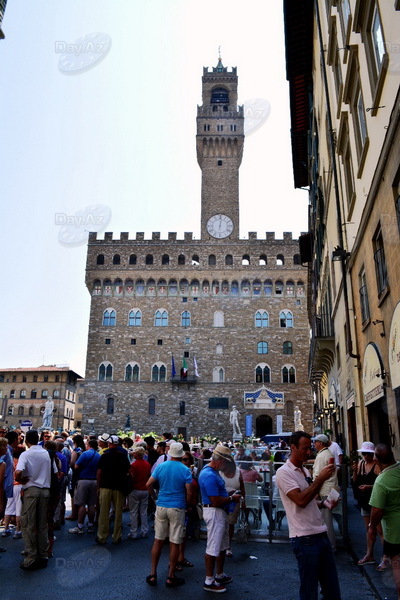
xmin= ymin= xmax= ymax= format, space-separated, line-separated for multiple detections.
xmin=20 ymin=420 xmax=33 ymax=432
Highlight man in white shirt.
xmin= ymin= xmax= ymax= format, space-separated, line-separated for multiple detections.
xmin=15 ymin=429 xmax=55 ymax=570
xmin=313 ymin=434 xmax=338 ymax=551
xmin=276 ymin=431 xmax=341 ymax=600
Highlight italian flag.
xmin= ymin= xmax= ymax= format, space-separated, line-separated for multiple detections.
xmin=182 ymin=358 xmax=188 ymax=377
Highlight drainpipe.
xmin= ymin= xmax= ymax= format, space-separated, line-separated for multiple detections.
xmin=315 ymin=1 xmax=360 ymax=361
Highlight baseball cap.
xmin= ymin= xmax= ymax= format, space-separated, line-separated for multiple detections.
xmin=108 ymin=435 xmax=119 ymax=444
xmin=313 ymin=434 xmax=329 ymax=443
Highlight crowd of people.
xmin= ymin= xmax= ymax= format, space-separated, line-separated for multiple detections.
xmin=0 ymin=426 xmax=399 ymax=598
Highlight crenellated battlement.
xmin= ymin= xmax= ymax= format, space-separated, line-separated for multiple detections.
xmin=88 ymin=231 xmax=303 ymax=244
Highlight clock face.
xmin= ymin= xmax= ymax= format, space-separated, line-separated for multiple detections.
xmin=206 ymin=214 xmax=234 ymax=239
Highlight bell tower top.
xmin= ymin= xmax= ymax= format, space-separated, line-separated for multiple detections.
xmin=197 ymin=59 xmax=244 ymax=240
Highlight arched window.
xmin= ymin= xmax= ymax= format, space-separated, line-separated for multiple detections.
xmin=213 ymin=367 xmax=225 ymax=383
xmin=41 ymin=389 xmax=48 ymax=399
xmin=10 ymin=389 xmax=16 ymax=398
xmin=259 ymin=254 xmax=267 ymax=266
xmin=283 ymin=341 xmax=293 ymax=355
xmin=208 ymin=254 xmax=216 ymax=266
xmin=276 ymin=254 xmax=285 ymax=265
xmin=31 ymin=389 xmax=37 ymax=399
xmin=211 ymin=87 xmax=229 ymax=104
xmin=96 ymin=254 xmax=104 ymax=265
xmin=53 ymin=390 xmax=60 ymax=398
xmin=113 ymin=254 xmax=120 ymax=265
xmin=125 ymin=363 xmax=139 ymax=382
xmin=275 ymin=280 xmax=283 ymax=295
xmin=225 ymin=254 xmax=233 ymax=265
xmin=257 ymin=341 xmax=268 ymax=354
xmin=106 ymin=396 xmax=114 ymax=414
xmin=181 ymin=311 xmax=191 ymax=327
xmin=8 ymin=405 xmax=14 ymax=415
xmin=148 ymin=397 xmax=156 ymax=415
xmin=155 ymin=310 xmax=168 ymax=326
xmin=213 ymin=311 xmax=224 ymax=327
xmin=18 ymin=406 xmax=24 ymax=416
xmin=280 ymin=310 xmax=294 ymax=328
xmin=282 ymin=366 xmax=296 ymax=383
xmin=242 ymin=254 xmax=250 ymax=265
xmin=129 ymin=254 xmax=137 ymax=265
xmin=255 ymin=310 xmax=269 ymax=327
xmin=162 ymin=254 xmax=169 ymax=265
xmin=293 ymin=254 xmax=301 ymax=265
xmin=145 ymin=254 xmax=153 ymax=265
xmin=152 ymin=364 xmax=166 ymax=382
xmin=178 ymin=254 xmax=185 ymax=265
xmin=256 ymin=364 xmax=271 ymax=383
xmin=99 ymin=362 xmax=113 ymax=381
xmin=103 ymin=309 xmax=116 ymax=326
xmin=20 ymin=389 xmax=26 ymax=398
xmin=28 ymin=406 xmax=34 ymax=416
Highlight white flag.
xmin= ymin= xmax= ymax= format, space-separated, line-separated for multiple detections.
xmin=194 ymin=356 xmax=200 ymax=378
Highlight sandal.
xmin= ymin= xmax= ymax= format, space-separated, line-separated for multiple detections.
xmin=177 ymin=558 xmax=194 ymax=568
xmin=175 ymin=562 xmax=183 ymax=571
xmin=166 ymin=576 xmax=185 ymax=587
xmin=146 ymin=574 xmax=157 ymax=586
xmin=376 ymin=559 xmax=390 ymax=571
xmin=358 ymin=557 xmax=375 ymax=565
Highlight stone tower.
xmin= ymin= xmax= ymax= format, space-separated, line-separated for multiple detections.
xmin=197 ymin=58 xmax=244 ymax=240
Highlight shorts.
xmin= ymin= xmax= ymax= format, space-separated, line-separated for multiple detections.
xmin=383 ymin=540 xmax=400 ymax=559
xmin=5 ymin=484 xmax=23 ymax=517
xmin=154 ymin=506 xmax=185 ymax=545
xmin=203 ymin=507 xmax=229 ymax=557
xmin=227 ymin=500 xmax=240 ymax=525
xmin=74 ymin=480 xmax=98 ymax=507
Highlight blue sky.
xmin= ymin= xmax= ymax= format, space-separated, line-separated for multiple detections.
xmin=0 ymin=0 xmax=307 ymax=376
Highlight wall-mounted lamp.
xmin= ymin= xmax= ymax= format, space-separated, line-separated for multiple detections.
xmin=328 ymin=399 xmax=336 ymax=411
xmin=332 ymin=246 xmax=351 ymax=262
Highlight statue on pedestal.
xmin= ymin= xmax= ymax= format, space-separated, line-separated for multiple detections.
xmin=229 ymin=405 xmax=242 ymax=436
xmin=42 ymin=397 xmax=54 ymax=429
xmin=294 ymin=406 xmax=303 ymax=431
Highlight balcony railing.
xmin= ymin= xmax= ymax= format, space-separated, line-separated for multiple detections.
xmin=312 ymin=312 xmax=334 ymax=338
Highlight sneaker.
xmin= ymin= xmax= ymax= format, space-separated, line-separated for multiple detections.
xmin=215 ymin=575 xmax=233 ymax=585
xmin=13 ymin=531 xmax=22 ymax=539
xmin=87 ymin=525 xmax=94 ymax=534
xmin=1 ymin=530 xmax=11 ymax=537
xmin=68 ymin=527 xmax=84 ymax=535
xmin=203 ymin=580 xmax=227 ymax=593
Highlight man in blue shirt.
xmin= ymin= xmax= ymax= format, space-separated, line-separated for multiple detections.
xmin=199 ymin=444 xmax=241 ymax=593
xmin=68 ymin=439 xmax=100 ymax=535
xmin=146 ymin=442 xmax=193 ymax=588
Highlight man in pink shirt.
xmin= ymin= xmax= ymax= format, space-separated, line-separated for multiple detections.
xmin=276 ymin=431 xmax=341 ymax=600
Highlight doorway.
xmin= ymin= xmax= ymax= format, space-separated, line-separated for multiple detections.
xmin=256 ymin=414 xmax=272 ymax=438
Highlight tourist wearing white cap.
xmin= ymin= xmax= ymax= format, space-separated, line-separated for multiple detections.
xmin=352 ymin=441 xmax=388 ymax=569
xmin=312 ymin=434 xmax=338 ymax=552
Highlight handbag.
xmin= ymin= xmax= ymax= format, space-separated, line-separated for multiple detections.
xmin=235 ymin=501 xmax=250 ymax=544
